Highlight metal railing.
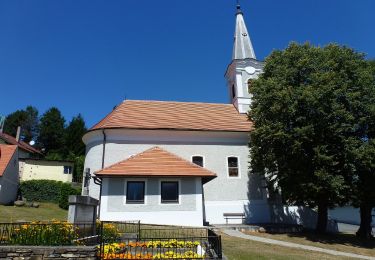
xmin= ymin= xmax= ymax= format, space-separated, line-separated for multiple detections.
xmin=98 ymin=221 xmax=222 ymax=259
xmin=0 ymin=221 xmax=223 ymax=259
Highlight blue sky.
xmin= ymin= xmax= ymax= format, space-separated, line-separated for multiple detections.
xmin=1 ymin=0 xmax=374 ymax=128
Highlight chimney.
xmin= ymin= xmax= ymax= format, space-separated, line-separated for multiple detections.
xmin=16 ymin=126 xmax=21 ymax=142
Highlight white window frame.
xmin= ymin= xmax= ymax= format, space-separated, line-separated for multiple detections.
xmin=191 ymin=155 xmax=205 ymax=167
xmin=123 ymin=178 xmax=147 ymax=205
xmin=226 ymin=156 xmax=241 ymax=179
xmin=158 ymin=179 xmax=181 ymax=205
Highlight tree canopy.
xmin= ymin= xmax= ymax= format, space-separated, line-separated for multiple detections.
xmin=38 ymin=107 xmax=66 ymax=155
xmin=3 ymin=106 xmax=39 ymax=142
xmin=249 ymin=43 xmax=375 ymax=233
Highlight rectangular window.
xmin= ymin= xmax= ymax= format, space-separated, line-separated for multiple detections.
xmin=64 ymin=166 xmax=72 ymax=174
xmin=126 ymin=181 xmax=145 ymax=204
xmin=228 ymin=157 xmax=239 ymax=177
xmin=161 ymin=181 xmax=179 ymax=203
xmin=192 ymin=156 xmax=204 ymax=167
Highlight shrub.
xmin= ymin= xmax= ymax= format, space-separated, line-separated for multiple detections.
xmin=59 ymin=183 xmax=81 ymax=210
xmin=20 ymin=180 xmax=81 ymax=209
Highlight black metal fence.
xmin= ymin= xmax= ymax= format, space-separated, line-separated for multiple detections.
xmin=0 ymin=221 xmax=223 ymax=259
xmin=98 ymin=221 xmax=222 ymax=259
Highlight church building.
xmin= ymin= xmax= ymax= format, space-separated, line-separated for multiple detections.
xmin=82 ymin=4 xmax=271 ymax=226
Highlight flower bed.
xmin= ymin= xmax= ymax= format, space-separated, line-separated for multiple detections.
xmin=100 ymin=240 xmax=206 ymax=259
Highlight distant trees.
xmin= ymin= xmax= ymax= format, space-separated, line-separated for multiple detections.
xmin=249 ymin=43 xmax=375 ymax=236
xmin=38 ymin=107 xmax=66 ymax=155
xmin=3 ymin=106 xmax=39 ymax=142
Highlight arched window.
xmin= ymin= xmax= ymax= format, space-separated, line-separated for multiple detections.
xmin=192 ymin=156 xmax=204 ymax=167
xmin=247 ymin=79 xmax=254 ymax=94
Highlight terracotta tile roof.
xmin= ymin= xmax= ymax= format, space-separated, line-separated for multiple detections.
xmin=0 ymin=145 xmax=17 ymax=177
xmin=0 ymin=132 xmax=42 ymax=155
xmin=95 ymin=146 xmax=217 ymax=182
xmin=90 ymin=100 xmax=252 ymax=132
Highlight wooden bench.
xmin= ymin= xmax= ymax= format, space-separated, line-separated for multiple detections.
xmin=223 ymin=213 xmax=245 ymax=224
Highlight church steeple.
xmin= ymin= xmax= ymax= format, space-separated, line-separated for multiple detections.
xmin=232 ymin=3 xmax=256 ymax=60
xmin=225 ymin=3 xmax=264 ymax=114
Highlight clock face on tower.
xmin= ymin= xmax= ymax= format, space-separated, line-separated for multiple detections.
xmin=245 ymin=66 xmax=256 ymax=75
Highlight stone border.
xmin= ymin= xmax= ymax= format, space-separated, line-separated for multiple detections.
xmin=0 ymin=246 xmax=97 ymax=260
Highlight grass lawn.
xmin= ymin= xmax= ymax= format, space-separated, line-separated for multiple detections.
xmin=0 ymin=202 xmax=67 ymax=222
xmin=221 ymin=233 xmax=356 ymax=260
xmin=240 ymin=230 xmax=375 ymax=258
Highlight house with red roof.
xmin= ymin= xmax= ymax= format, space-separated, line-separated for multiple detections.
xmin=0 ymin=131 xmax=75 ymax=183
xmin=0 ymin=145 xmax=19 ymax=205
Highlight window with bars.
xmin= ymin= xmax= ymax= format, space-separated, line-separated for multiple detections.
xmin=161 ymin=181 xmax=179 ymax=203
xmin=126 ymin=181 xmax=145 ymax=204
xmin=228 ymin=157 xmax=239 ymax=177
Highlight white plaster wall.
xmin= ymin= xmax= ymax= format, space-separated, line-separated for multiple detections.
xmin=100 ymin=177 xmax=204 ymax=227
xmin=0 ymin=149 xmax=19 ymax=205
xmin=328 ymin=206 xmax=375 ymax=226
xmin=206 ymin=200 xmax=271 ymax=224
xmin=21 ymin=160 xmax=73 ymax=182
xmin=84 ymin=129 xmax=269 ymax=225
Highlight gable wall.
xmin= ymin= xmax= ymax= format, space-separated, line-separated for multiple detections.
xmin=0 ymin=148 xmax=19 ymax=205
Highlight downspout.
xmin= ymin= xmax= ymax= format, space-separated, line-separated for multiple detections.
xmin=101 ymin=129 xmax=107 ymax=169
xmin=98 ymin=129 xmax=106 ymax=219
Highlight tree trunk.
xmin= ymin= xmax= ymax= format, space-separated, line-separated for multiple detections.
xmin=356 ymin=204 xmax=373 ymax=239
xmin=316 ymin=201 xmax=328 ymax=233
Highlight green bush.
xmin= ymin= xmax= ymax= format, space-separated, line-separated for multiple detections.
xmin=59 ymin=183 xmax=81 ymax=210
xmin=20 ymin=180 xmax=81 ymax=210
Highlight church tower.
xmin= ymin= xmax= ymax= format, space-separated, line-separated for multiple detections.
xmin=225 ymin=3 xmax=264 ymax=114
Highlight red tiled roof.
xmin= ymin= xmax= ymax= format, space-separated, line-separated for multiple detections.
xmin=0 ymin=145 xmax=17 ymax=176
xmin=95 ymin=146 xmax=217 ymax=182
xmin=0 ymin=132 xmax=42 ymax=155
xmin=90 ymin=100 xmax=252 ymax=132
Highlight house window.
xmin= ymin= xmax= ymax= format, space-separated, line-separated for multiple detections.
xmin=161 ymin=181 xmax=179 ymax=203
xmin=192 ymin=156 xmax=204 ymax=167
xmin=232 ymin=84 xmax=236 ymax=99
xmin=126 ymin=181 xmax=145 ymax=204
xmin=64 ymin=166 xmax=72 ymax=174
xmin=228 ymin=157 xmax=239 ymax=177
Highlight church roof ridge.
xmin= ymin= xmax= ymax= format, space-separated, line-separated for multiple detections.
xmin=121 ymin=99 xmax=236 ymax=106
xmin=89 ymin=99 xmax=252 ymax=132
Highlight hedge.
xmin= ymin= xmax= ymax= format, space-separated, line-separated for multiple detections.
xmin=20 ymin=180 xmax=81 ymax=210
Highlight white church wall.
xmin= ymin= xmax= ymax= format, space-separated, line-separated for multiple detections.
xmin=84 ymin=129 xmax=270 ymax=224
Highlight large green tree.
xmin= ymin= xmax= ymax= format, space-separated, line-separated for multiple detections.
xmin=249 ymin=43 xmax=374 ymax=233
xmin=4 ymin=106 xmax=39 ymax=142
xmin=38 ymin=107 xmax=65 ymax=155
xmin=349 ymin=60 xmax=375 ymax=239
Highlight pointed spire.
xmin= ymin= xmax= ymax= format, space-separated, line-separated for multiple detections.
xmin=232 ymin=2 xmax=256 ymax=60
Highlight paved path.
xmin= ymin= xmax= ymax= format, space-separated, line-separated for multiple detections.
xmin=221 ymin=229 xmax=375 ymax=260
